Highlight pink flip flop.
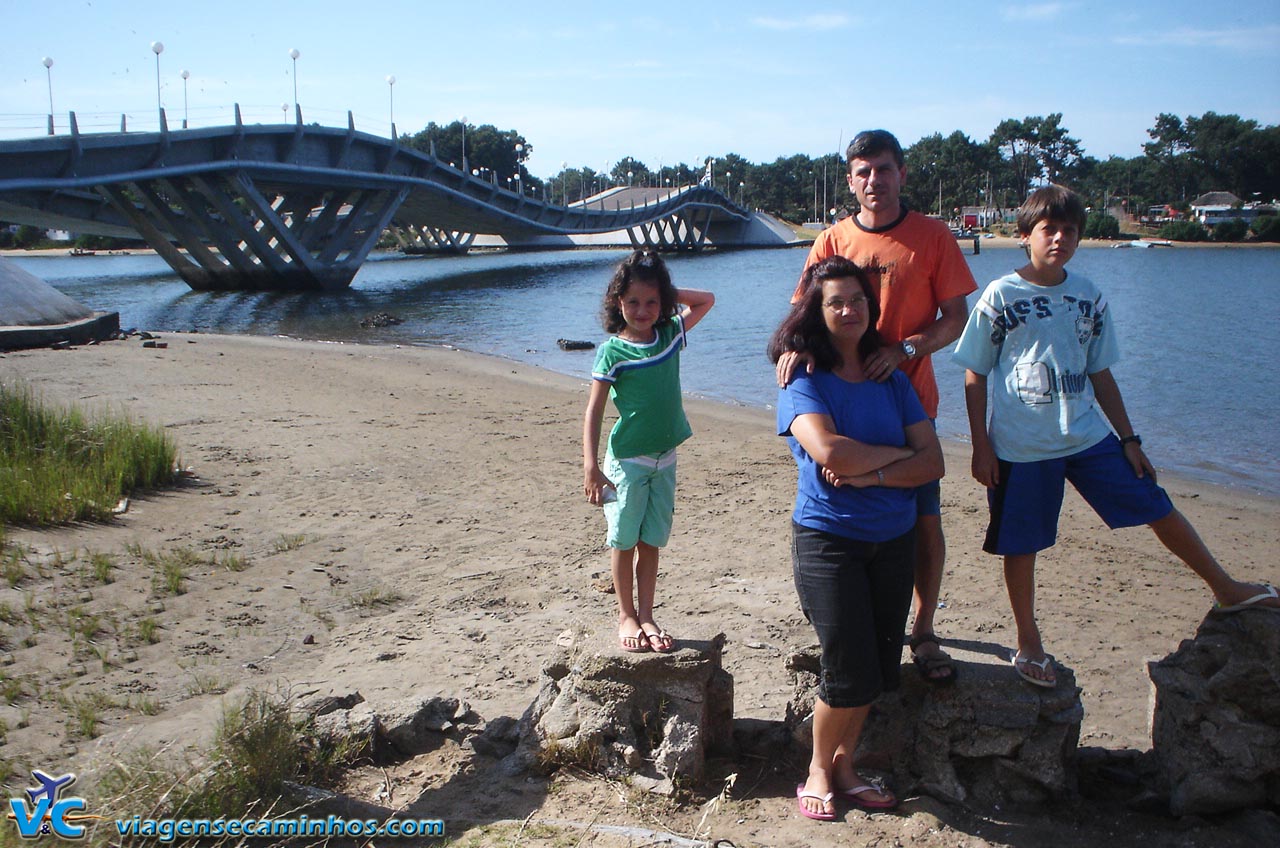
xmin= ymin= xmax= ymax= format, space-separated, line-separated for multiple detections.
xmin=796 ymin=784 xmax=836 ymax=821
xmin=841 ymin=782 xmax=898 ymax=811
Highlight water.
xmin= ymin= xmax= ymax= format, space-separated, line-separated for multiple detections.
xmin=11 ymin=245 xmax=1280 ymax=496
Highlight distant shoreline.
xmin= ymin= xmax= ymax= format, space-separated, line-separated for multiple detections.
xmin=3 ymin=237 xmax=1279 ymax=261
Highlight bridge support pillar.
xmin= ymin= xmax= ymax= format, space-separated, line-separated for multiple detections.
xmin=97 ymin=172 xmax=409 ymax=291
xmin=627 ymin=209 xmax=713 ymax=252
xmin=392 ymin=223 xmax=476 ymax=255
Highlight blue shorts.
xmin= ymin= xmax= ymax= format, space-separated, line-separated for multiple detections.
xmin=915 ymin=420 xmax=940 ymax=517
xmin=603 ymin=448 xmax=677 ymax=550
xmin=984 ymin=434 xmax=1174 ymax=556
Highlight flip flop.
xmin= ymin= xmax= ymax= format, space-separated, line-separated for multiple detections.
xmin=795 ymin=785 xmax=836 ymax=821
xmin=1012 ymin=652 xmax=1056 ymax=688
xmin=643 ymin=629 xmax=675 ymax=653
xmin=909 ymin=634 xmax=957 ymax=686
xmin=1212 ymin=584 xmax=1279 ymax=614
xmin=841 ymin=782 xmax=898 ymax=811
xmin=619 ymin=629 xmax=650 ymax=653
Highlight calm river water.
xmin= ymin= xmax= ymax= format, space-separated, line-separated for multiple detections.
xmin=11 ymin=244 xmax=1280 ymax=496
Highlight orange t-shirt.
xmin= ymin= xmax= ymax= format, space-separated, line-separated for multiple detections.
xmin=793 ymin=211 xmax=977 ymax=417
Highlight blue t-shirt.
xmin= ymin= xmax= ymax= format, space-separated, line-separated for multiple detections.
xmin=777 ymin=369 xmax=927 ymax=542
xmin=952 ymin=271 xmax=1119 ymax=462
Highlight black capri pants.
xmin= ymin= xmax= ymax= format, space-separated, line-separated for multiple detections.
xmin=791 ymin=521 xmax=916 ymax=709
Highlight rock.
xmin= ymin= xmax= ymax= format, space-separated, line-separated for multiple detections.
xmin=468 ymin=715 xmax=521 ymax=759
xmin=1149 ymin=609 xmax=1280 ymax=816
xmin=556 ymin=339 xmax=595 ymax=351
xmin=293 ymin=689 xmax=365 ymax=719
xmin=514 ymin=631 xmax=733 ymax=783
xmin=311 ymin=704 xmax=380 ymax=759
xmin=377 ymin=694 xmax=471 ymax=755
xmin=786 ymin=642 xmax=1083 ymax=807
xmin=359 ymin=312 xmax=404 ymax=328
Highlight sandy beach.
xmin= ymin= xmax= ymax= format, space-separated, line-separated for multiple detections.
xmin=1 ymin=332 xmax=1275 ymax=846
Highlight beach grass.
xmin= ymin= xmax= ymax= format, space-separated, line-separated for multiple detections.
xmin=86 ymin=690 xmax=365 ymax=847
xmin=0 ymin=381 xmax=177 ymax=526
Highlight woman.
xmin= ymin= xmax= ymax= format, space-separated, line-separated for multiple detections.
xmin=768 ymin=255 xmax=944 ymax=820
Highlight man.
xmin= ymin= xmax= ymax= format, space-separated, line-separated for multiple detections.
xmin=780 ymin=129 xmax=976 ymax=684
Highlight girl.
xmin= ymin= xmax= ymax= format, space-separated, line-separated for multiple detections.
xmin=769 ymin=256 xmax=944 ymax=820
xmin=582 ymin=251 xmax=714 ymax=653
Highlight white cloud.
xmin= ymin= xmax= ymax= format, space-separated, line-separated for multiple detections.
xmin=1000 ymin=4 xmax=1065 ymax=22
xmin=1112 ymin=25 xmax=1280 ymax=52
xmin=749 ymin=14 xmax=851 ymax=31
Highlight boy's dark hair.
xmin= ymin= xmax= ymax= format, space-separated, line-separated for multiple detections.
xmin=767 ymin=256 xmax=883 ymax=371
xmin=846 ymin=129 xmax=905 ymax=169
xmin=1017 ymin=184 xmax=1087 ymax=235
xmin=601 ymin=250 xmax=678 ymax=334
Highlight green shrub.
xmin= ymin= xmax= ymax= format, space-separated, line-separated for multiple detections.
xmin=1211 ymin=218 xmax=1249 ymax=242
xmin=0 ymin=382 xmax=177 ymax=526
xmin=1158 ymin=220 xmax=1208 ymax=242
xmin=1084 ymin=211 xmax=1120 ymax=239
xmin=12 ymin=225 xmax=44 ymax=249
xmin=74 ymin=234 xmax=133 ymax=251
xmin=1251 ymin=214 xmax=1280 ymax=242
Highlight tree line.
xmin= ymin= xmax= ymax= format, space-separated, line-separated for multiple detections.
xmin=404 ymin=112 xmax=1279 ymax=225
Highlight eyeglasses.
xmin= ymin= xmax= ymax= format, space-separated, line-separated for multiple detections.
xmin=823 ymin=296 xmax=868 ymax=313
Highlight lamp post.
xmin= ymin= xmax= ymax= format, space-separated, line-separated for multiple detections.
xmin=739 ymin=180 xmax=745 ymax=206
xmin=41 ymin=57 xmax=54 ymax=135
xmin=560 ymin=160 xmax=568 ymax=205
xmin=289 ymin=48 xmax=300 ymax=113
xmin=460 ymin=116 xmax=468 ymax=173
xmin=725 ymin=170 xmax=732 ymax=196
xmin=385 ymin=75 xmax=395 ymax=134
xmin=627 ymin=170 xmax=633 ymax=187
xmin=514 ymin=143 xmax=523 ymax=194
xmin=180 ymin=69 xmax=189 ymax=129
xmin=150 ymin=41 xmax=164 ymax=124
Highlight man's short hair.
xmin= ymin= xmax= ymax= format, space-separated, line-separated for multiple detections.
xmin=1017 ymin=185 xmax=1087 ymax=235
xmin=846 ymin=130 xmax=904 ymax=168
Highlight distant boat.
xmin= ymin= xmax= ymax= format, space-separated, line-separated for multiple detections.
xmin=67 ymin=247 xmax=96 ymax=256
xmin=1113 ymin=239 xmax=1173 ymax=249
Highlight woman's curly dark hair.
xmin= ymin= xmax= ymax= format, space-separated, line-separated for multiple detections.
xmin=767 ymin=256 xmax=883 ymax=371
xmin=601 ymin=250 xmax=678 ymax=333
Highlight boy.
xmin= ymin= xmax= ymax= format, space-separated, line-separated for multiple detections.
xmin=953 ymin=184 xmax=1278 ymax=687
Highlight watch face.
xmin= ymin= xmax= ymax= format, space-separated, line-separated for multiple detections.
xmin=902 ymin=341 xmax=916 ymax=358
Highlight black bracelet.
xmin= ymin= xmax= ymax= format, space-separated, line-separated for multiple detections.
xmin=1120 ymin=434 xmax=1142 ymax=447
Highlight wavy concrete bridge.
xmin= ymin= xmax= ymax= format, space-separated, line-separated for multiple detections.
xmin=0 ymin=108 xmax=794 ymax=291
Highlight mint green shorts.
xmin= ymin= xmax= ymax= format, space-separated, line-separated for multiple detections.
xmin=603 ymin=448 xmax=677 ymax=549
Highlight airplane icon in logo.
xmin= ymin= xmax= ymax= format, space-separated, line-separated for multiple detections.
xmin=25 ymin=770 xmax=76 ymax=806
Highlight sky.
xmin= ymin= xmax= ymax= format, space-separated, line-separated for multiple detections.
xmin=4 ymin=1 xmax=1278 ymax=179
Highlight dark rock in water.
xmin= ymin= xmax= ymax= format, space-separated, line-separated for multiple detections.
xmin=359 ymin=312 xmax=404 ymax=329
xmin=557 ymin=338 xmax=595 ymax=351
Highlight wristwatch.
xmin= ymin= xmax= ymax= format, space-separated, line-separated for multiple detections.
xmin=900 ymin=340 xmax=917 ymax=360
xmin=1120 ymin=434 xmax=1143 ymax=447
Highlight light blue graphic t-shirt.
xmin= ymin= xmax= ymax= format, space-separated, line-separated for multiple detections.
xmin=953 ymin=271 xmax=1119 ymax=462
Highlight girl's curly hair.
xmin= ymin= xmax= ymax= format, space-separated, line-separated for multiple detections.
xmin=601 ymin=250 xmax=677 ymax=333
